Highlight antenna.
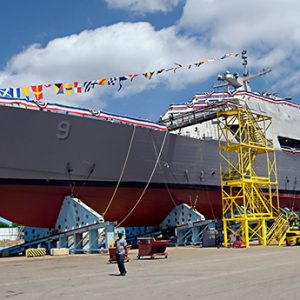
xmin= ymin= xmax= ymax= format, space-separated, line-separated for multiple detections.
xmin=212 ymin=50 xmax=272 ymax=92
xmin=241 ymin=50 xmax=248 ymax=77
xmin=242 ymin=67 xmax=272 ymax=82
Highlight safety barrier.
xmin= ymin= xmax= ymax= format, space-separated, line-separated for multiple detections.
xmin=25 ymin=248 xmax=46 ymax=257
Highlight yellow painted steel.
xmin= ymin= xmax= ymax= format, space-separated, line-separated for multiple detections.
xmin=217 ymin=105 xmax=289 ymax=247
xmin=25 ymin=248 xmax=46 ymax=257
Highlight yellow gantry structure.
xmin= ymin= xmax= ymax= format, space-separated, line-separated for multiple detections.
xmin=217 ymin=106 xmax=289 ymax=247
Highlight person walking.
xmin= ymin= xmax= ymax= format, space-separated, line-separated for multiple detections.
xmin=115 ymin=230 xmax=127 ymax=276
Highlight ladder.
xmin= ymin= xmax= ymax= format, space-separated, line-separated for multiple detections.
xmin=267 ymin=212 xmax=289 ymax=245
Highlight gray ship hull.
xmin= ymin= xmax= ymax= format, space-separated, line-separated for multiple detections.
xmin=0 ymin=104 xmax=299 ymax=227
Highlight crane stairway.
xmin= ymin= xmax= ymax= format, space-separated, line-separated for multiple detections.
xmin=267 ymin=211 xmax=290 ymax=246
xmin=162 ymin=98 xmax=240 ymax=131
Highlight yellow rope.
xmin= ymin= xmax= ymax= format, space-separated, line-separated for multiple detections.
xmin=103 ymin=125 xmax=136 ymax=217
xmin=118 ymin=131 xmax=168 ymax=227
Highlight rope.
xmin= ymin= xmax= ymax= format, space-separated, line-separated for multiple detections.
xmin=118 ymin=130 xmax=168 ymax=226
xmin=164 ymin=182 xmax=177 ymax=207
xmin=149 ymin=131 xmax=177 ymax=208
xmin=102 ymin=125 xmax=136 ymax=217
xmin=206 ymin=185 xmax=216 ymax=220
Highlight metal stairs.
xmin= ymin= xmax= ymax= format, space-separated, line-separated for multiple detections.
xmin=162 ymin=98 xmax=241 ymax=131
xmin=267 ymin=212 xmax=290 ymax=246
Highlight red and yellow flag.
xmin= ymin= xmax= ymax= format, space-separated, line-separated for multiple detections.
xmin=31 ymin=85 xmax=43 ymax=101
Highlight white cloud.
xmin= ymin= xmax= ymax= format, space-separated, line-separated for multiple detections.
xmin=105 ymin=0 xmax=182 ymax=14
xmin=0 ymin=22 xmax=236 ymax=109
xmin=179 ymin=0 xmax=300 ymax=48
xmin=179 ymin=0 xmax=300 ymax=95
xmin=2 ymin=0 xmax=300 ymax=113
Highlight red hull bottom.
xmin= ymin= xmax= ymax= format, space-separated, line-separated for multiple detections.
xmin=0 ymin=184 xmax=299 ymax=228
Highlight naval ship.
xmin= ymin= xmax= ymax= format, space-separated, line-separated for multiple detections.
xmin=0 ymin=68 xmax=299 ymax=228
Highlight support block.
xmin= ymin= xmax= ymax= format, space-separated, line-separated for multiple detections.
xmin=105 ymin=223 xmax=115 ymax=249
xmin=55 ymin=196 xmax=104 ymax=232
xmin=50 ymin=248 xmax=69 ymax=256
xmin=88 ymin=229 xmax=99 ymax=253
xmin=59 ymin=236 xmax=69 ymax=248
xmin=160 ymin=203 xmax=205 ymax=228
xmin=1 ymin=197 xmax=115 ymax=256
xmin=73 ymin=233 xmax=83 ymax=253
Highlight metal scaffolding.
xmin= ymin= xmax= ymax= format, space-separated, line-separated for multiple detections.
xmin=217 ymin=106 xmax=288 ymax=247
xmin=162 ymin=95 xmax=291 ymax=247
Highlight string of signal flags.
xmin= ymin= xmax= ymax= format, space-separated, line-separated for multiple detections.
xmin=0 ymin=52 xmax=239 ymax=101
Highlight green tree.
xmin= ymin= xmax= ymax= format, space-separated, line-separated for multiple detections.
xmin=0 ymin=221 xmax=9 ymax=228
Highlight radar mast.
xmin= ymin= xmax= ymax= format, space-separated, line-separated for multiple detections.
xmin=213 ymin=50 xmax=272 ymax=92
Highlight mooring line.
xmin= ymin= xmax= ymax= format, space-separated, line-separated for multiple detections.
xmin=103 ymin=125 xmax=136 ymax=217
xmin=118 ymin=130 xmax=168 ymax=226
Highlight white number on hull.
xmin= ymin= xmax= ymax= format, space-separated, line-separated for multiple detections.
xmin=56 ymin=121 xmax=71 ymax=140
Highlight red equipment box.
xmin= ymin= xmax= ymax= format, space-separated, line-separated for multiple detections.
xmin=108 ymin=246 xmax=131 ymax=263
xmin=137 ymin=237 xmax=169 ymax=259
xmin=232 ymin=241 xmax=246 ymax=248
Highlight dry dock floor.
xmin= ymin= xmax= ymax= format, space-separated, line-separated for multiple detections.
xmin=0 ymin=246 xmax=299 ymax=300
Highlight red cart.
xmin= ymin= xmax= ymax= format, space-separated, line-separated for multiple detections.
xmin=108 ymin=246 xmax=131 ymax=263
xmin=137 ymin=237 xmax=169 ymax=259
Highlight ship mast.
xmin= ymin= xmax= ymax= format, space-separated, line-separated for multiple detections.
xmin=213 ymin=50 xmax=272 ymax=92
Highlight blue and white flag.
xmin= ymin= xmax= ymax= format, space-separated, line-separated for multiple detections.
xmin=12 ymin=88 xmax=21 ymax=98
xmin=0 ymin=88 xmax=22 ymax=98
xmin=107 ymin=77 xmax=118 ymax=86
xmin=83 ymin=80 xmax=98 ymax=93
xmin=118 ymin=76 xmax=128 ymax=91
xmin=0 ymin=88 xmax=13 ymax=97
xmin=83 ymin=81 xmax=92 ymax=93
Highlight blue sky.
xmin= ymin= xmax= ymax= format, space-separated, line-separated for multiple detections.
xmin=0 ymin=217 xmax=10 ymax=225
xmin=1 ymin=0 xmax=299 ymax=123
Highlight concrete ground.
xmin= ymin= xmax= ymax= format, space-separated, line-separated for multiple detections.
xmin=0 ymin=246 xmax=299 ymax=300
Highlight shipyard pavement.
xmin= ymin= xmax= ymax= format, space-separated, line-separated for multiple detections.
xmin=0 ymin=246 xmax=299 ymax=299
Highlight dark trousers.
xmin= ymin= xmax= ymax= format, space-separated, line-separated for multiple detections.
xmin=116 ymin=253 xmax=127 ymax=274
